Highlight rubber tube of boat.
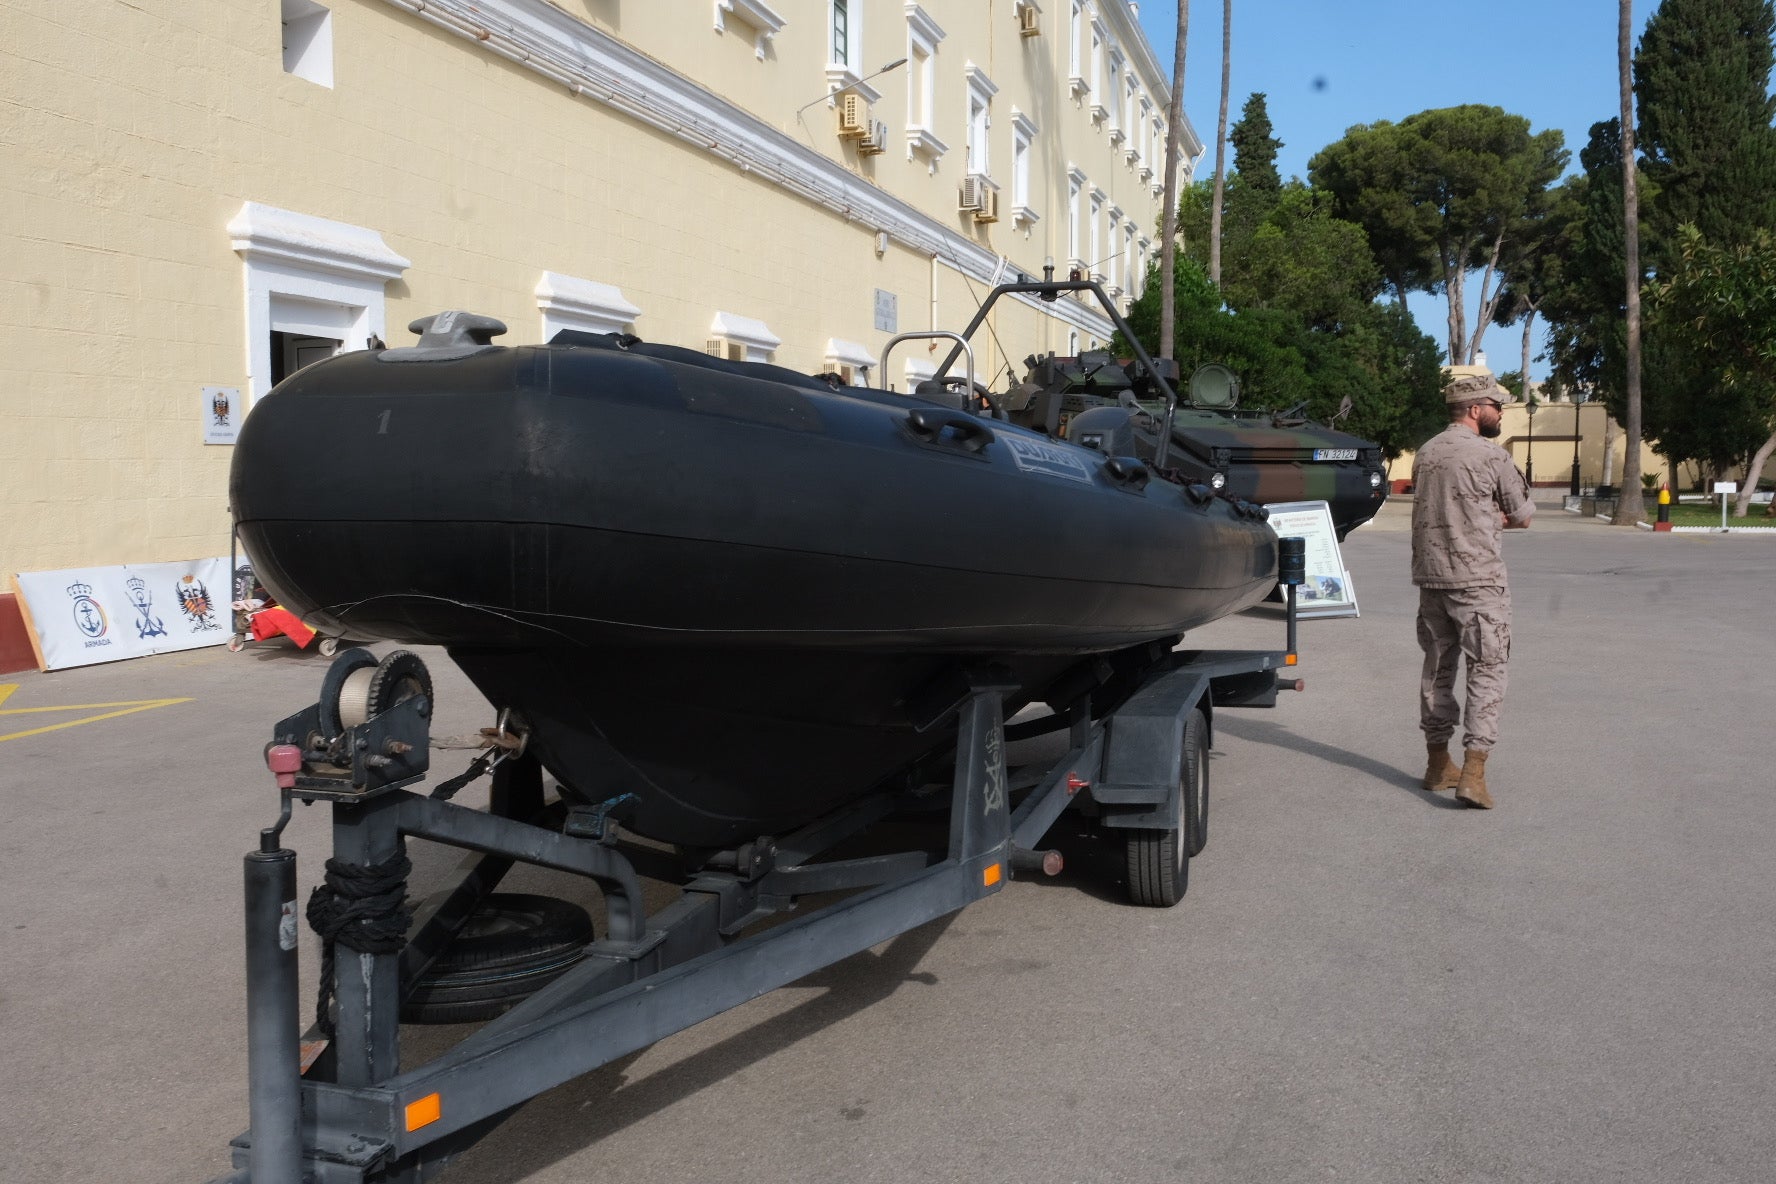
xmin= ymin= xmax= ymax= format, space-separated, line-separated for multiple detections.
xmin=244 ymin=842 xmax=301 ymax=1183
xmin=1278 ymin=536 xmax=1306 ymax=662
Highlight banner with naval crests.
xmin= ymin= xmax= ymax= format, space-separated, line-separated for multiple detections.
xmin=12 ymin=558 xmax=233 ymax=671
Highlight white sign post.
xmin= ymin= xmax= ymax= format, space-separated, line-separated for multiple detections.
xmin=1715 ymin=481 xmax=1738 ymax=531
xmin=1264 ymin=500 xmax=1359 ymax=618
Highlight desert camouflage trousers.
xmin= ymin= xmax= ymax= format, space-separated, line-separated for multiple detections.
xmin=1416 ymin=585 xmax=1512 ymax=752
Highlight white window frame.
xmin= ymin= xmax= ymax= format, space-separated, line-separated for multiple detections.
xmin=536 ymin=271 xmax=642 ymax=339
xmin=714 ymin=0 xmax=787 ymax=60
xmin=1105 ymin=51 xmax=1123 ymax=143
xmin=227 ymin=202 xmax=409 ymax=401
xmin=1066 ymin=166 xmax=1086 ymax=273
xmin=709 ymin=310 xmax=781 ymax=363
xmin=824 ymin=337 xmax=875 ymax=384
xmin=281 ymin=0 xmax=333 ymax=88
xmin=1088 ymin=17 xmax=1108 ymax=124
xmin=964 ymin=63 xmax=997 ymax=178
xmin=1123 ymin=222 xmax=1138 ymax=304
xmin=1010 ymin=109 xmax=1038 ymax=227
xmin=1105 ymin=207 xmax=1122 ymax=294
xmin=905 ymin=5 xmax=947 ymax=166
xmin=1088 ymin=189 xmax=1104 ymax=283
xmin=1067 ymin=2 xmax=1086 ymax=97
xmin=827 ymin=0 xmax=876 ymax=100
xmin=903 ymin=355 xmax=935 ymax=394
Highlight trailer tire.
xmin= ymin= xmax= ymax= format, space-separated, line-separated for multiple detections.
xmin=402 ymin=893 xmax=594 ymax=1025
xmin=1183 ymin=708 xmax=1209 ymax=857
xmin=1123 ymin=708 xmax=1207 ymax=906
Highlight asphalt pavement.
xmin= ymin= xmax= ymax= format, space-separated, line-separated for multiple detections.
xmin=2 ymin=496 xmax=1772 ymax=1184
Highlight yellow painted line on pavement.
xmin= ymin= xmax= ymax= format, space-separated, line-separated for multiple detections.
xmin=0 ymin=684 xmax=193 ymax=742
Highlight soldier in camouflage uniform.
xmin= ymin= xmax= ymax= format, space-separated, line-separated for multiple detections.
xmin=1411 ymin=367 xmax=1534 ymax=809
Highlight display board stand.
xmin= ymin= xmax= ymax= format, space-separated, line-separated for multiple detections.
xmin=1265 ymin=500 xmax=1359 ymax=618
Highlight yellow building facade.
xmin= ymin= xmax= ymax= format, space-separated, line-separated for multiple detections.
xmin=1 ymin=0 xmax=1195 ymax=650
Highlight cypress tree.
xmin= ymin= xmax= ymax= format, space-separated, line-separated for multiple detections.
xmin=1228 ymin=93 xmax=1283 ymax=196
xmin=1635 ymin=0 xmax=1776 ymax=248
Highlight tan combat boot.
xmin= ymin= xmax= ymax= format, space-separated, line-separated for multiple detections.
xmin=1455 ymin=749 xmax=1493 ymax=809
xmin=1422 ymin=744 xmax=1461 ymax=791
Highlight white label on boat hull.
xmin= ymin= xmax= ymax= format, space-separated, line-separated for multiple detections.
xmin=1003 ymin=435 xmax=1094 ymax=483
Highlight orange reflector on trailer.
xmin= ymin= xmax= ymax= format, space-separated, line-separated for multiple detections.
xmin=406 ymin=1093 xmax=441 ymax=1132
xmin=983 ymin=863 xmax=1002 ymax=887
xmin=1285 ymin=654 xmax=1297 ymax=666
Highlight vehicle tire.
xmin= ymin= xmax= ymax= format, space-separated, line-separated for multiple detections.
xmin=1123 ymin=707 xmax=1208 ymax=906
xmin=1182 ymin=708 xmax=1209 ymax=857
xmin=402 ymin=893 xmax=594 ymax=1025
xmin=1124 ymin=826 xmax=1187 ymax=907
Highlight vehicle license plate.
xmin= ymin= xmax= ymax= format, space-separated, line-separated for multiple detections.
xmin=1313 ymin=448 xmax=1357 ymax=461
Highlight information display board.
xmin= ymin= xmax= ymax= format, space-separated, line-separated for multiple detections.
xmin=10 ymin=557 xmax=234 ymax=671
xmin=1264 ymin=500 xmax=1359 ymax=619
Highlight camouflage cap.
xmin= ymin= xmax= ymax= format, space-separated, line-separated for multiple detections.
xmin=1443 ymin=364 xmax=1507 ymax=405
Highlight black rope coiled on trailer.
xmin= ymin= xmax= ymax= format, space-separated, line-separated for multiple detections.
xmin=305 ymin=844 xmax=413 ymax=1037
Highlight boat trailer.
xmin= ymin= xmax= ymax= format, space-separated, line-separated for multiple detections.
xmin=213 ymin=543 xmax=1310 ymax=1183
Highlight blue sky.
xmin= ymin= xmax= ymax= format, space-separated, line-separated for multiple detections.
xmin=1133 ymin=1 xmax=1658 ymax=378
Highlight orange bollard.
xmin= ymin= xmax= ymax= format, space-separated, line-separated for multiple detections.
xmin=1654 ymin=485 xmax=1673 ymax=531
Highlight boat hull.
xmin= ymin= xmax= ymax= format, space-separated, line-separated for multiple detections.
xmin=232 ymin=334 xmax=1279 ymax=843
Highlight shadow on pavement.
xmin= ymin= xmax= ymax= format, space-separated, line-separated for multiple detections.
xmin=1213 ymin=713 xmax=1468 ymax=810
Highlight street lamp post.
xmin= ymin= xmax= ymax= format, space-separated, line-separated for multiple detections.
xmin=1525 ymin=399 xmax=1536 ymax=487
xmin=1569 ymin=396 xmax=1583 ymax=497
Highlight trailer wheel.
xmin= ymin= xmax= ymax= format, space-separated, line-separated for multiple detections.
xmin=1183 ymin=709 xmax=1209 ymax=857
xmin=1123 ymin=708 xmax=1207 ymax=907
xmin=402 ymin=893 xmax=594 ymax=1025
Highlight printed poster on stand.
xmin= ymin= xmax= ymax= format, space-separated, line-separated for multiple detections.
xmin=11 ymin=557 xmax=234 ymax=671
xmin=1264 ymin=500 xmax=1359 ymax=619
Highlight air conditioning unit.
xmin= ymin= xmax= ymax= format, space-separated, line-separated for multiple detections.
xmin=838 ymin=92 xmax=868 ymax=137
xmin=859 ymin=118 xmax=889 ymax=156
xmin=1018 ymin=5 xmax=1040 ymax=37
xmin=705 ymin=338 xmax=726 ymax=358
xmin=958 ymin=173 xmax=987 ymax=213
xmin=975 ymin=187 xmax=999 ymax=224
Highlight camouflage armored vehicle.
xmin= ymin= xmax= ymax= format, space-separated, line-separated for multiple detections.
xmin=998 ymin=350 xmax=1388 ymax=539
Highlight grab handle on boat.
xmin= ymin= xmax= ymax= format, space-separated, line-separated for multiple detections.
xmin=905 ymin=408 xmax=996 ymax=453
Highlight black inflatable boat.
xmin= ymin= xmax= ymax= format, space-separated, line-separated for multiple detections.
xmin=231 ymin=288 xmax=1280 ymax=845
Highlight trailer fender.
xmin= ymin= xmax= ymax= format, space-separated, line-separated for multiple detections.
xmin=1091 ymin=667 xmax=1211 ymax=830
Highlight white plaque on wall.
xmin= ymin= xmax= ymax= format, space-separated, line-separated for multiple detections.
xmin=204 ymin=385 xmax=242 ymax=445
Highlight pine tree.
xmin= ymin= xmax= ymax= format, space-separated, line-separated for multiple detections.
xmin=1635 ymin=0 xmax=1776 ymax=250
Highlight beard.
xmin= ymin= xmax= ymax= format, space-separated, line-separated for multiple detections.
xmin=1479 ymin=419 xmax=1502 ymax=439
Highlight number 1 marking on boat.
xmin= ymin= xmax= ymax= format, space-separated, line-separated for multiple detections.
xmin=378 ymin=410 xmax=391 ymax=434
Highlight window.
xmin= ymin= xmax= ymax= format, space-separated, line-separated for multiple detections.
xmin=1066 ymin=167 xmax=1085 ymax=272
xmin=281 ymin=0 xmax=332 ymax=88
xmin=826 ymin=1 xmax=873 ymax=102
xmin=831 ymin=0 xmax=852 ymax=67
xmin=1067 ymin=2 xmax=1087 ymax=97
xmin=1105 ymin=208 xmax=1121 ymax=293
xmin=1088 ymin=191 xmax=1103 ymax=281
xmin=227 ymin=202 xmax=409 ymax=401
xmin=1105 ymin=53 xmax=1122 ymax=142
xmin=1011 ymin=110 xmax=1038 ymax=227
xmin=537 ymin=271 xmax=642 ymax=339
xmin=905 ymin=5 xmax=947 ymax=166
xmin=708 ymin=311 xmax=780 ymax=363
xmin=1123 ymin=222 xmax=1137 ymax=300
xmin=964 ymin=63 xmax=997 ymax=177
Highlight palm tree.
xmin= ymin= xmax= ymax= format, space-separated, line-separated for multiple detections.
xmin=1208 ymin=0 xmax=1230 ymax=284
xmin=1159 ymin=1 xmax=1190 ymax=360
xmin=1613 ymin=0 xmax=1646 ymax=524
